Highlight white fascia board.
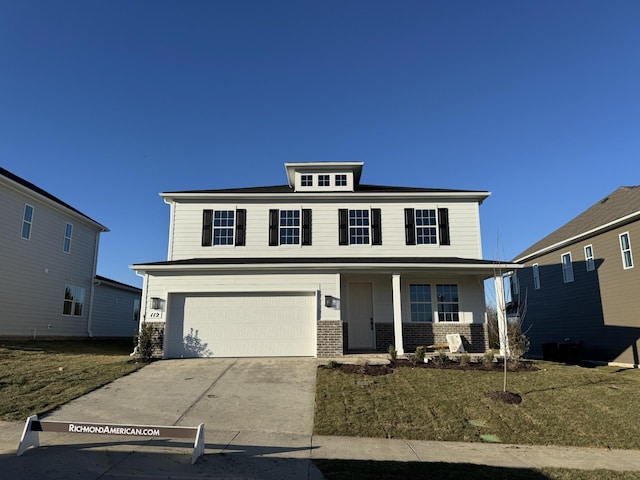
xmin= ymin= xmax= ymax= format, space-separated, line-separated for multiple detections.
xmin=160 ymin=191 xmax=491 ymax=203
xmin=515 ymin=211 xmax=640 ymax=263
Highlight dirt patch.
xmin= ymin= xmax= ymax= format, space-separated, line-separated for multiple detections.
xmin=485 ymin=391 xmax=523 ymax=404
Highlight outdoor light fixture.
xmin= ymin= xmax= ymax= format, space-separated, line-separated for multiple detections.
xmin=324 ymin=295 xmax=337 ymax=308
xmin=150 ymin=297 xmax=162 ymax=310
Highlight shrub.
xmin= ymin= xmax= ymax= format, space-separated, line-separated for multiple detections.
xmin=415 ymin=346 xmax=426 ymax=363
xmin=460 ymin=353 xmax=471 ymax=366
xmin=388 ymin=345 xmax=397 ymax=363
xmin=327 ymin=360 xmax=339 ymax=369
xmin=482 ymin=350 xmax=495 ymax=367
xmin=434 ymin=349 xmax=448 ymax=365
xmin=135 ymin=322 xmax=156 ymax=361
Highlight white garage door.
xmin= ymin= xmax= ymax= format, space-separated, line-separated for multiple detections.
xmin=165 ymin=293 xmax=316 ymax=358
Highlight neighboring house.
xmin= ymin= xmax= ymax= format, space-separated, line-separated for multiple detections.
xmin=92 ymin=275 xmax=142 ymax=338
xmin=512 ymin=186 xmax=640 ymax=367
xmin=0 ymin=167 xmax=139 ymax=339
xmin=131 ymin=161 xmax=516 ymax=359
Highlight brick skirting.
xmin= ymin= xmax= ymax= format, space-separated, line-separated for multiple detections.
xmin=317 ymin=321 xmax=343 ymax=358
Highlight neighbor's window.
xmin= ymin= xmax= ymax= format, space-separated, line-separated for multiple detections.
xmin=584 ymin=245 xmax=595 ymax=271
xmin=510 ymin=272 xmax=519 ymax=296
xmin=63 ymin=285 xmax=86 ymax=316
xmin=133 ymin=298 xmax=141 ymax=322
xmin=533 ymin=263 xmax=541 ymax=290
xmin=620 ymin=232 xmax=634 ymax=269
xmin=561 ymin=252 xmax=574 ymax=283
xmin=301 ymin=175 xmax=313 ymax=187
xmin=21 ymin=204 xmax=34 ymax=240
xmin=318 ymin=175 xmax=330 ymax=187
xmin=409 ymin=284 xmax=432 ymax=322
xmin=213 ymin=210 xmax=235 ymax=245
xmin=63 ymin=223 xmax=73 ymax=253
xmin=335 ymin=174 xmax=347 ymax=186
xmin=279 ymin=210 xmax=300 ymax=245
xmin=436 ymin=284 xmax=459 ymax=322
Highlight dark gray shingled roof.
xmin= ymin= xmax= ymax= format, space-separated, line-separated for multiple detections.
xmin=164 ymin=184 xmax=487 ymax=195
xmin=1 ymin=166 xmax=108 ymax=230
xmin=514 ymin=186 xmax=640 ymax=261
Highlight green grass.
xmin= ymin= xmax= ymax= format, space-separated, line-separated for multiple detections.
xmin=315 ymin=362 xmax=640 ymax=449
xmin=0 ymin=339 xmax=144 ymax=421
xmin=313 ymin=460 xmax=640 ymax=480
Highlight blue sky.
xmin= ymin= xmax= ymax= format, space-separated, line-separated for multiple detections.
xmin=2 ymin=1 xmax=640 ymax=288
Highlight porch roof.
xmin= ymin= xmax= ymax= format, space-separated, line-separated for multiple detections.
xmin=131 ymin=257 xmax=520 ymax=277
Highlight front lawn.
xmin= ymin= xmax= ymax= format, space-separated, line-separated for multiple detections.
xmin=315 ymin=361 xmax=640 ymax=449
xmin=0 ymin=339 xmax=144 ymax=421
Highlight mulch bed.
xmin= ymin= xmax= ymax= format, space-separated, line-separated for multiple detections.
xmin=485 ymin=391 xmax=523 ymax=404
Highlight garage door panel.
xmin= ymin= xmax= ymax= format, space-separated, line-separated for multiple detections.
xmin=167 ymin=293 xmax=316 ymax=358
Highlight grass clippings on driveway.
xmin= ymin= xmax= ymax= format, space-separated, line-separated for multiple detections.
xmin=314 ymin=460 xmax=640 ymax=480
xmin=0 ymin=339 xmax=144 ymax=421
xmin=315 ymin=361 xmax=640 ymax=449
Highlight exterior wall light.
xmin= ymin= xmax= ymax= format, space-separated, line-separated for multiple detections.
xmin=150 ymin=297 xmax=163 ymax=310
xmin=324 ymin=295 xmax=337 ymax=308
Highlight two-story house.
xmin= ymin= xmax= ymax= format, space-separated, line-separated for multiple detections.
xmin=0 ymin=167 xmax=140 ymax=339
xmin=131 ymin=162 xmax=515 ymax=358
xmin=512 ymin=186 xmax=640 ymax=367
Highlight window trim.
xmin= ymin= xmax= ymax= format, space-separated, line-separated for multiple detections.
xmin=270 ymin=208 xmax=312 ymax=246
xmin=620 ymin=232 xmax=634 ymax=269
xmin=21 ymin=204 xmax=34 ymax=240
xmin=63 ymin=285 xmax=86 ymax=317
xmin=532 ymin=263 xmax=541 ymax=290
xmin=584 ymin=244 xmax=595 ymax=272
xmin=338 ymin=208 xmax=382 ymax=246
xmin=561 ymin=252 xmax=574 ymax=283
xmin=404 ymin=207 xmax=450 ymax=246
xmin=63 ymin=222 xmax=73 ymax=254
xmin=202 ymin=209 xmax=246 ymax=247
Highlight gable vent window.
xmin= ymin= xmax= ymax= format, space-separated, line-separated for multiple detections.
xmin=301 ymin=175 xmax=313 ymax=187
xmin=339 ymin=208 xmax=382 ymax=246
xmin=620 ymin=232 xmax=634 ymax=269
xmin=202 ymin=209 xmax=246 ymax=247
xmin=404 ymin=208 xmax=450 ymax=246
xmin=269 ymin=209 xmax=312 ymax=246
xmin=561 ymin=252 xmax=574 ymax=283
xmin=318 ymin=175 xmax=330 ymax=187
xmin=21 ymin=204 xmax=34 ymax=240
xmin=335 ymin=174 xmax=347 ymax=186
xmin=63 ymin=223 xmax=73 ymax=253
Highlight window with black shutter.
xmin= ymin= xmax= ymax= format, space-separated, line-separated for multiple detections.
xmin=268 ymin=209 xmax=279 ymax=246
xmin=302 ymin=209 xmax=312 ymax=245
xmin=438 ymin=208 xmax=450 ymax=245
xmin=338 ymin=209 xmax=348 ymax=245
xmin=202 ymin=210 xmax=213 ymax=246
xmin=235 ymin=209 xmax=246 ymax=246
xmin=404 ymin=208 xmax=416 ymax=245
xmin=371 ymin=208 xmax=382 ymax=245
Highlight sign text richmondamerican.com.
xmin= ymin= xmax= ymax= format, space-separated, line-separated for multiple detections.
xmin=68 ymin=423 xmax=161 ymax=436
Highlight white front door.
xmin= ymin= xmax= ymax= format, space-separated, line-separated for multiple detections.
xmin=348 ymin=282 xmax=374 ymax=349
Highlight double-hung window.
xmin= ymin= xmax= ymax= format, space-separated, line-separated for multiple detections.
xmin=561 ymin=252 xmax=574 ymax=283
xmin=63 ymin=223 xmax=73 ymax=253
xmin=436 ymin=284 xmax=459 ymax=322
xmin=584 ymin=245 xmax=595 ymax=271
xmin=409 ymin=284 xmax=432 ymax=322
xmin=404 ymin=208 xmax=450 ymax=245
xmin=202 ymin=209 xmax=246 ymax=246
xmin=269 ymin=209 xmax=312 ymax=246
xmin=620 ymin=232 xmax=634 ymax=269
xmin=338 ymin=209 xmax=382 ymax=245
xmin=21 ymin=204 xmax=34 ymax=240
xmin=63 ymin=285 xmax=86 ymax=316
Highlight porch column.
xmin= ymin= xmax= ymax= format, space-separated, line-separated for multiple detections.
xmin=392 ymin=274 xmax=404 ymax=355
xmin=494 ymin=275 xmax=509 ymax=357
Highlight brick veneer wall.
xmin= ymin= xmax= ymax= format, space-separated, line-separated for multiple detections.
xmin=317 ymin=321 xmax=343 ymax=357
xmin=372 ymin=322 xmax=488 ymax=354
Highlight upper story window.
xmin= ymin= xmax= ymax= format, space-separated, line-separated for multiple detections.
xmin=202 ymin=209 xmax=246 ymax=247
xmin=63 ymin=285 xmax=85 ymax=316
xmin=21 ymin=204 xmax=34 ymax=240
xmin=436 ymin=284 xmax=459 ymax=322
xmin=63 ymin=223 xmax=73 ymax=253
xmin=561 ymin=252 xmax=574 ymax=283
xmin=301 ymin=175 xmax=313 ymax=187
xmin=404 ymin=208 xmax=450 ymax=246
xmin=533 ymin=263 xmax=541 ymax=290
xmin=409 ymin=284 xmax=432 ymax=322
xmin=133 ymin=298 xmax=141 ymax=322
xmin=620 ymin=232 xmax=634 ymax=269
xmin=335 ymin=174 xmax=347 ymax=186
xmin=269 ymin=209 xmax=312 ymax=246
xmin=584 ymin=245 xmax=595 ymax=271
xmin=338 ymin=208 xmax=382 ymax=246
xmin=510 ymin=272 xmax=519 ymax=296
xmin=318 ymin=175 xmax=330 ymax=187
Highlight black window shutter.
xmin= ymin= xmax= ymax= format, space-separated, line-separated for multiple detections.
xmin=235 ymin=209 xmax=246 ymax=246
xmin=338 ymin=209 xmax=348 ymax=245
xmin=302 ymin=209 xmax=312 ymax=246
xmin=438 ymin=208 xmax=450 ymax=245
xmin=268 ymin=209 xmax=279 ymax=246
xmin=404 ymin=208 xmax=416 ymax=245
xmin=371 ymin=208 xmax=382 ymax=245
xmin=202 ymin=209 xmax=213 ymax=246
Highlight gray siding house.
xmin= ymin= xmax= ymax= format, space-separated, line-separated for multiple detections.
xmin=512 ymin=186 xmax=640 ymax=367
xmin=0 ymin=167 xmax=139 ymax=339
xmin=132 ymin=161 xmax=517 ymax=359
xmin=92 ymin=276 xmax=142 ymax=338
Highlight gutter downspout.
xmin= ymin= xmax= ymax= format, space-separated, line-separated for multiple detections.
xmin=86 ymin=230 xmax=102 ymax=337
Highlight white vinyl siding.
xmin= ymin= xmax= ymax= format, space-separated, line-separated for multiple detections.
xmin=168 ymin=201 xmax=483 ymax=261
xmin=561 ymin=252 xmax=574 ymax=283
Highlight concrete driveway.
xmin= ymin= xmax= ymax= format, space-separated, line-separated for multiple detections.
xmin=0 ymin=358 xmax=324 ymax=479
